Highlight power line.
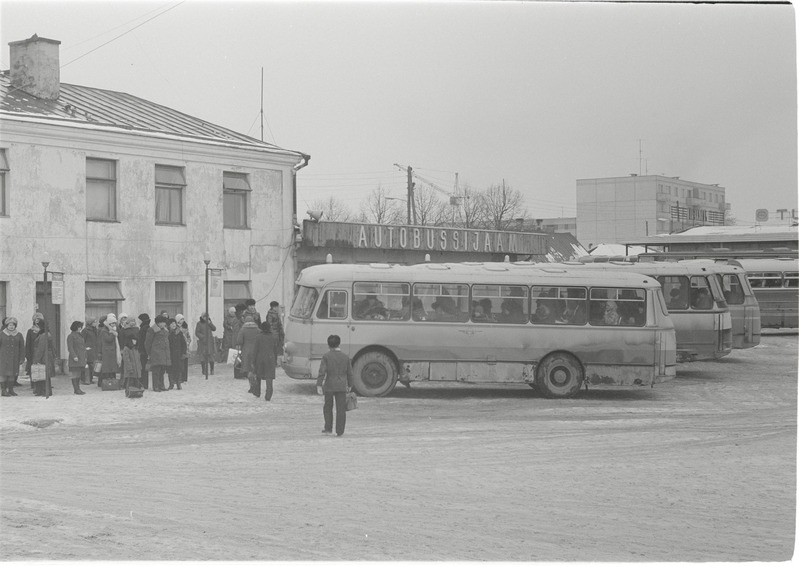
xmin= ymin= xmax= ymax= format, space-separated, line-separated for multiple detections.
xmin=61 ymin=1 xmax=185 ymax=69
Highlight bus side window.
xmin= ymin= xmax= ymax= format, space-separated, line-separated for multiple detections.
xmin=784 ymin=272 xmax=798 ymax=288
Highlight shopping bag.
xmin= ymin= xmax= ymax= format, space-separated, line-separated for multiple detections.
xmin=93 ymin=360 xmax=103 ymax=374
xmin=346 ymin=391 xmax=358 ymax=411
xmin=226 ymin=348 xmax=239 ymax=365
xmin=30 ymin=364 xmax=46 ymax=383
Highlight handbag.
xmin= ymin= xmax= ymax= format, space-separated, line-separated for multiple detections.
xmin=93 ymin=360 xmax=103 ymax=373
xmin=30 ymin=363 xmax=46 ymax=383
xmin=346 ymin=391 xmax=358 ymax=411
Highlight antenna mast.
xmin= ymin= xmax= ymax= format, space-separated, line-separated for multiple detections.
xmin=260 ymin=67 xmax=264 ymax=142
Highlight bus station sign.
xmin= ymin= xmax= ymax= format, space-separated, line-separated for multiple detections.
xmin=303 ymin=221 xmax=547 ymax=255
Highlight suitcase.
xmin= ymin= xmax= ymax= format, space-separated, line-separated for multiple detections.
xmin=100 ymin=377 xmax=122 ymax=391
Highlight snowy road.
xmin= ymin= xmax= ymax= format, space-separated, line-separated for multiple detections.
xmin=1 ymin=334 xmax=796 ymax=561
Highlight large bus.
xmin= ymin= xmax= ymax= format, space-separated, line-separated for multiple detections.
xmin=282 ymin=262 xmax=677 ymax=398
xmin=543 ymin=260 xmax=734 ymax=361
xmin=728 ymin=258 xmax=799 ymax=329
xmin=670 ymin=259 xmax=761 ymax=348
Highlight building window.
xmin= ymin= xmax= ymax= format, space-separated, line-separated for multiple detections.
xmin=86 ymin=158 xmax=117 ymax=221
xmin=156 ymin=282 xmax=184 ymax=318
xmin=155 ymin=165 xmax=186 ymax=225
xmin=224 ymin=281 xmax=251 ymax=312
xmin=85 ymin=281 xmax=125 ymax=321
xmin=0 ymin=149 xmax=8 ymax=216
xmin=223 ymin=172 xmax=250 ymax=229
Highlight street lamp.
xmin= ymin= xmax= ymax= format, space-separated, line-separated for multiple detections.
xmin=41 ymin=253 xmax=52 ymax=398
xmin=203 ymin=246 xmax=211 ymax=380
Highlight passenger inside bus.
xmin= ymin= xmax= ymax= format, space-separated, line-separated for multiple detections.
xmin=496 ymin=298 xmax=527 ymax=323
xmin=691 ymin=288 xmax=713 ymax=310
xmin=667 ymin=288 xmax=689 ymax=310
xmin=559 ymin=300 xmax=587 ymax=325
xmin=355 ymin=295 xmax=388 ymax=320
xmin=428 ymin=300 xmax=455 ymax=321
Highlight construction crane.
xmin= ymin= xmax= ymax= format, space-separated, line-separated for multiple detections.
xmin=393 ymin=163 xmax=462 ymax=226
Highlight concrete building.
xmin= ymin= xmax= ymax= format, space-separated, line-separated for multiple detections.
xmin=576 ymin=174 xmax=729 ymax=249
xmin=0 ymin=35 xmax=308 ymax=364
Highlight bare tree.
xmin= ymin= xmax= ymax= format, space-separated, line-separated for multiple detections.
xmin=412 ymin=185 xmax=447 ymax=226
xmin=481 ymin=181 xmax=527 ymax=230
xmin=456 ymin=184 xmax=486 ymax=229
xmin=307 ymin=196 xmax=354 ymax=222
xmin=360 ymin=185 xmax=404 ymax=225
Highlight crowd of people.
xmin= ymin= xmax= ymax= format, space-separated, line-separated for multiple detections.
xmin=0 ymin=298 xmax=285 ymax=399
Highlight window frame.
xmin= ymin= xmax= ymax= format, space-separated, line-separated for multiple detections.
xmin=0 ymin=149 xmax=8 ymax=217
xmin=86 ymin=158 xmax=118 ymax=222
xmin=223 ymin=172 xmax=250 ymax=229
xmin=155 ymin=165 xmax=186 ymax=226
xmin=155 ymin=281 xmax=185 ymax=318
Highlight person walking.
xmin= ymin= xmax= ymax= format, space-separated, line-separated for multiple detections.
xmin=98 ymin=314 xmax=121 ymax=387
xmin=0 ymin=317 xmax=25 ymax=397
xmin=265 ymin=301 xmax=285 ymax=362
xmin=244 ymin=299 xmax=261 ymax=326
xmin=66 ymin=321 xmax=87 ymax=395
xmin=137 ymin=313 xmax=151 ymax=389
xmin=81 ymin=317 xmax=100 ymax=385
xmin=175 ymin=314 xmax=191 ymax=382
xmin=315 ymin=335 xmax=354 ymax=437
xmin=235 ymin=315 xmax=260 ymax=396
xmin=31 ymin=319 xmax=57 ymax=397
xmin=195 ymin=312 xmax=217 ymax=376
xmin=167 ymin=319 xmax=185 ymax=390
xmin=145 ymin=315 xmax=170 ymax=392
xmin=252 ymin=321 xmax=278 ymax=400
xmin=221 ymin=306 xmax=239 ymax=363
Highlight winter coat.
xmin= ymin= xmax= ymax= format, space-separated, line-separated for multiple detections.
xmin=121 ymin=346 xmax=142 ymax=380
xmin=316 ymin=349 xmax=353 ymax=393
xmin=32 ymin=332 xmax=57 ymax=367
xmin=179 ymin=323 xmax=191 ymax=357
xmin=195 ymin=319 xmax=217 ymax=360
xmin=235 ymin=322 xmax=260 ymax=374
xmin=222 ymin=313 xmax=240 ymax=350
xmin=0 ymin=329 xmax=25 ymax=377
xmin=99 ymin=327 xmax=120 ymax=373
xmin=118 ymin=325 xmax=139 ymax=350
xmin=265 ymin=308 xmax=285 ymax=349
xmin=81 ymin=326 xmax=100 ymax=363
xmin=67 ymin=330 xmax=87 ymax=369
xmin=168 ymin=330 xmax=187 ymax=371
xmin=138 ymin=322 xmax=151 ymax=360
xmin=25 ymin=328 xmax=41 ymax=367
xmin=253 ymin=331 xmax=277 ymax=380
xmin=145 ymin=327 xmax=171 ymax=367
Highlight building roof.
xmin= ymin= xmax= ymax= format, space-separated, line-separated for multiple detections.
xmin=540 ymin=232 xmax=588 ymax=262
xmin=0 ymin=72 xmax=305 ymax=158
xmin=623 ymin=224 xmax=798 ymax=246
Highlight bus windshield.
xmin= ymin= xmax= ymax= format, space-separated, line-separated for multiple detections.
xmin=290 ymin=286 xmax=319 ymax=319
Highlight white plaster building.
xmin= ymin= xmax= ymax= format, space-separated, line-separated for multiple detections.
xmin=576 ymin=174 xmax=729 ymax=249
xmin=0 ymin=35 xmax=308 ymax=363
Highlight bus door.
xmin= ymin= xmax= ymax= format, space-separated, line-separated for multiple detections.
xmin=312 ymin=288 xmax=351 ymax=374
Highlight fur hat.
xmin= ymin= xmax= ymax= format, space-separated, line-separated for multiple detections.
xmin=138 ymin=313 xmax=151 ymax=322
xmin=175 ymin=314 xmax=185 ymax=323
xmin=154 ymin=315 xmax=167 ymax=325
xmin=106 ymin=313 xmax=118 ymax=325
xmin=70 ymin=320 xmax=84 ymax=332
xmin=32 ymin=312 xmax=44 ymax=323
xmin=4 ymin=317 xmax=18 ymax=327
xmin=118 ymin=312 xmax=129 ymax=320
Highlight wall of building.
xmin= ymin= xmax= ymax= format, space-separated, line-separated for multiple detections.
xmin=577 ymin=175 xmax=727 ymax=248
xmin=0 ymin=119 xmax=299 ymax=360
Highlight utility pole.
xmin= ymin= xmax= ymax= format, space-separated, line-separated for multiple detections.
xmin=260 ymin=68 xmax=264 ymax=142
xmin=405 ymin=166 xmax=416 ymax=225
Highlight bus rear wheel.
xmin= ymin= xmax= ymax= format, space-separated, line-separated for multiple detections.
xmin=352 ymin=351 xmax=398 ymax=397
xmin=535 ymin=353 xmax=583 ymax=398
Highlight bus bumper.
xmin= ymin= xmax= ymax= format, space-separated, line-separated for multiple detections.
xmin=584 ymin=364 xmax=675 ymax=387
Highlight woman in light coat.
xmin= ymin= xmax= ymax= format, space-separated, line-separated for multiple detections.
xmin=99 ymin=313 xmax=121 ymax=384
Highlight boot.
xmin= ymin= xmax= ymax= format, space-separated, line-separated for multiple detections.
xmin=72 ymin=379 xmax=85 ymax=395
xmin=167 ymin=376 xmax=174 ymax=390
xmin=201 ymin=362 xmax=207 ymax=376
xmin=7 ymin=384 xmax=17 ymax=397
xmin=1 ymin=383 xmax=8 ymax=397
xmin=176 ymin=379 xmax=182 ymax=390
xmin=209 ymin=362 xmax=214 ymax=375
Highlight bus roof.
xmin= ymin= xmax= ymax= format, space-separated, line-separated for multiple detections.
xmin=728 ymin=258 xmax=799 ymax=272
xmin=296 ymin=262 xmax=663 ymax=288
xmin=523 ymin=260 xmax=732 ymax=278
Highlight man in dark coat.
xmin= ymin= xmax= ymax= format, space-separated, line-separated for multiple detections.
xmin=81 ymin=317 xmax=100 ymax=385
xmin=265 ymin=301 xmax=284 ymax=361
xmin=235 ymin=315 xmax=260 ymax=394
xmin=252 ymin=321 xmax=277 ymax=400
xmin=316 ymin=334 xmax=354 ymax=437
xmin=145 ymin=315 xmax=170 ymax=392
xmin=137 ymin=314 xmax=151 ymax=389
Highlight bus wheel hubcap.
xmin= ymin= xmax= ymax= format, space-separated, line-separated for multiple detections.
xmin=551 ymin=366 xmax=571 ymax=387
xmin=362 ymin=362 xmax=387 ymax=387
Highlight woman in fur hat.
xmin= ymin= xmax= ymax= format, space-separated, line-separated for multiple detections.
xmin=137 ymin=313 xmax=151 ymax=389
xmin=31 ymin=319 xmax=57 ymax=397
xmin=24 ymin=312 xmax=44 ymax=388
xmin=175 ymin=314 xmax=191 ymax=382
xmin=0 ymin=317 xmax=25 ymax=396
xmin=195 ymin=312 xmax=217 ymax=376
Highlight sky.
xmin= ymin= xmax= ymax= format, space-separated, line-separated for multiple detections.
xmin=0 ymin=0 xmax=796 ymax=224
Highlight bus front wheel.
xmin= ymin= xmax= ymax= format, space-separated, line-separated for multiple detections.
xmin=352 ymin=351 xmax=398 ymax=397
xmin=535 ymin=353 xmax=583 ymax=398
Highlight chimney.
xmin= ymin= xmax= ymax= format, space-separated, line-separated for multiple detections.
xmin=9 ymin=34 xmax=61 ymax=100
